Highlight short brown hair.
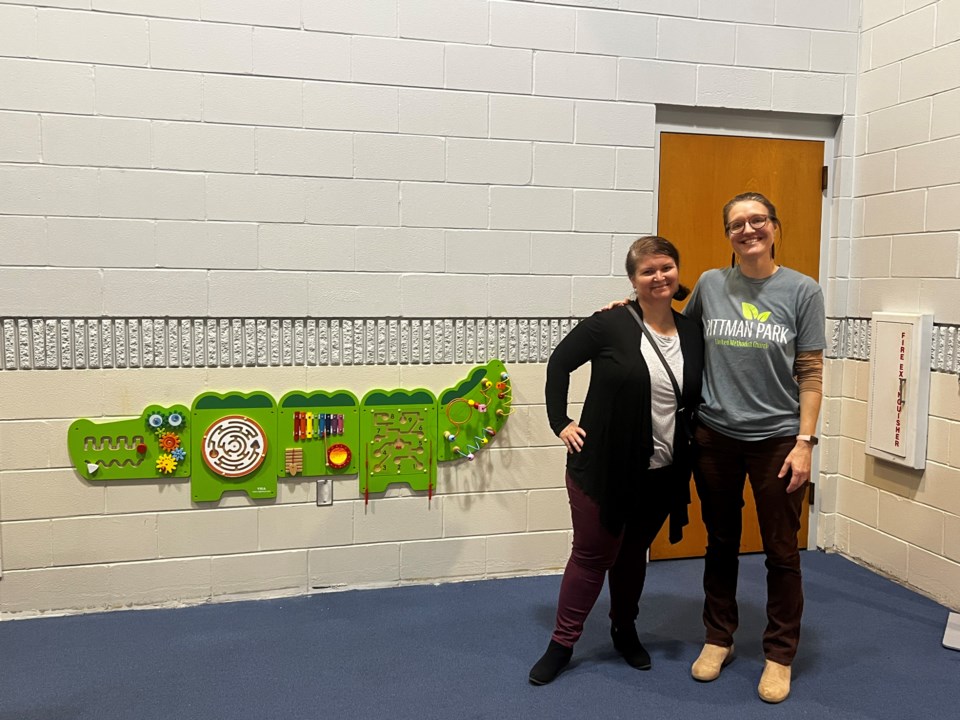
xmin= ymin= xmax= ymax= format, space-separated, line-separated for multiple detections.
xmin=625 ymin=235 xmax=690 ymax=301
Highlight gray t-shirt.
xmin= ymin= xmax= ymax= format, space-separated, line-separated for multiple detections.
xmin=683 ymin=266 xmax=825 ymax=441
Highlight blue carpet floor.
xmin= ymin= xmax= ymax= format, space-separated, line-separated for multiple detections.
xmin=1 ymin=551 xmax=957 ymax=720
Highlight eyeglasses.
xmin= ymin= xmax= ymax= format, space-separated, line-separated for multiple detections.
xmin=726 ymin=215 xmax=772 ymax=235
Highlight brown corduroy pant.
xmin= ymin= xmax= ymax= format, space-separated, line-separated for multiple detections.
xmin=693 ymin=423 xmax=806 ymax=665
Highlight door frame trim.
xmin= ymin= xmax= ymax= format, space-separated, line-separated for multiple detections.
xmin=653 ymin=106 xmax=841 ymax=551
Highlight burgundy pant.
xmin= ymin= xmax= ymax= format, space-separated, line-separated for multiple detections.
xmin=552 ymin=468 xmax=673 ymax=648
xmin=693 ymin=423 xmax=805 ymax=665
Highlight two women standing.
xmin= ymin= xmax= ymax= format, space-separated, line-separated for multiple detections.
xmin=532 ymin=192 xmax=825 ymax=705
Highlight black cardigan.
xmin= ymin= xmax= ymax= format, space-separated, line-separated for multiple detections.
xmin=545 ymin=301 xmax=704 ymax=539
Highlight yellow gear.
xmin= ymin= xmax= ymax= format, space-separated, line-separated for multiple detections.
xmin=156 ymin=454 xmax=178 ymax=474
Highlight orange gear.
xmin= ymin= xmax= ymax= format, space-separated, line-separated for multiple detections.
xmin=158 ymin=432 xmax=180 ymax=451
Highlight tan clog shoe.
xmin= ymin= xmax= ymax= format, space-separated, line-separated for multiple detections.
xmin=691 ymin=643 xmax=735 ymax=681
xmin=758 ymin=659 xmax=791 ymax=703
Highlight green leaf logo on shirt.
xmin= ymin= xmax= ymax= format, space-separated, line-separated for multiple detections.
xmin=741 ymin=302 xmax=772 ymax=323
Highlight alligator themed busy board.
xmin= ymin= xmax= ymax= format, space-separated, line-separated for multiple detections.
xmin=67 ymin=360 xmax=513 ymax=503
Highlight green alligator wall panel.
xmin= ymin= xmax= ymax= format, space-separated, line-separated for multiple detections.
xmin=191 ymin=391 xmax=277 ymax=502
xmin=277 ymin=390 xmax=359 ymax=478
xmin=360 ymin=388 xmax=437 ymax=497
xmin=437 ymin=359 xmax=511 ymax=463
xmin=67 ymin=404 xmax=191 ymax=481
xmin=66 ymin=362 xmax=514 ymax=504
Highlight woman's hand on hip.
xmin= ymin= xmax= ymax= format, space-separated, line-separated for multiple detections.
xmin=559 ymin=421 xmax=587 ymax=453
xmin=778 ymin=442 xmax=812 ymax=493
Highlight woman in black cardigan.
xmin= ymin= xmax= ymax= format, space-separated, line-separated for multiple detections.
xmin=529 ymin=236 xmax=704 ymax=685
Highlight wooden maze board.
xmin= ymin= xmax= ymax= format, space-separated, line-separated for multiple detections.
xmin=360 ymin=389 xmax=437 ymax=495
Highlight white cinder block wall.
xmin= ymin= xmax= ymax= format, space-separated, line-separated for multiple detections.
xmin=0 ymin=0 xmax=870 ymax=616
xmin=820 ymin=0 xmax=960 ymax=610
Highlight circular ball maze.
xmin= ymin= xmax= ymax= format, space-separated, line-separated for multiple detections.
xmin=201 ymin=415 xmax=268 ymax=478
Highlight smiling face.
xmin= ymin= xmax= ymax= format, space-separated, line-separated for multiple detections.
xmin=630 ymin=252 xmax=679 ymax=306
xmin=725 ymin=199 xmax=778 ymax=263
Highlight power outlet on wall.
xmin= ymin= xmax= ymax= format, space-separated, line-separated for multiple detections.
xmin=317 ymin=478 xmax=332 ymax=506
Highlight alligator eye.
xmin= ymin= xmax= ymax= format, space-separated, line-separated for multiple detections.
xmin=148 ymin=413 xmax=164 ymax=428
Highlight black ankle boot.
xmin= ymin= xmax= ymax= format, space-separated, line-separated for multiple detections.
xmin=611 ymin=624 xmax=651 ymax=670
xmin=528 ymin=640 xmax=573 ymax=685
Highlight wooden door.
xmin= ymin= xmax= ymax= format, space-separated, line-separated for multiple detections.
xmin=649 ymin=132 xmax=824 ymax=560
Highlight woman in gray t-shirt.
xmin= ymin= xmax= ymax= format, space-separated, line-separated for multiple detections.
xmin=684 ymin=192 xmax=825 ymax=704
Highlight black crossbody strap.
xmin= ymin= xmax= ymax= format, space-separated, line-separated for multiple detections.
xmin=626 ymin=304 xmax=682 ymax=406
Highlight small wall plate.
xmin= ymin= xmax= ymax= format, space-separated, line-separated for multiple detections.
xmin=316 ymin=478 xmax=332 ymax=506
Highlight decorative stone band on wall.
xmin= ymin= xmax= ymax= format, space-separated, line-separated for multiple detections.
xmin=4 ymin=316 xmax=960 ymax=373
xmin=827 ymin=317 xmax=872 ymax=361
xmin=0 ymin=317 xmax=581 ymax=371
xmin=827 ymin=317 xmax=960 ymax=375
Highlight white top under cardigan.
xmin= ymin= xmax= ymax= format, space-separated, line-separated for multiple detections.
xmin=640 ymin=329 xmax=683 ymax=469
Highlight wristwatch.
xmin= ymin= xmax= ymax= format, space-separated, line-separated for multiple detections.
xmin=796 ymin=434 xmax=818 ymax=445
